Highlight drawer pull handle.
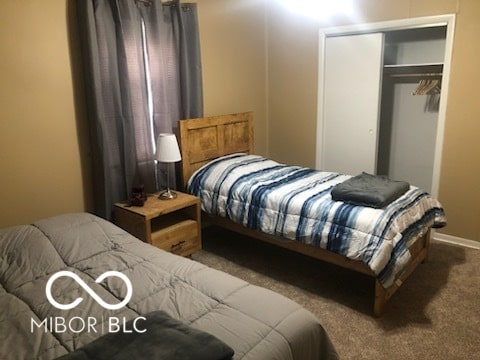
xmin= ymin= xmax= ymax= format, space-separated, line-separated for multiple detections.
xmin=171 ymin=240 xmax=186 ymax=251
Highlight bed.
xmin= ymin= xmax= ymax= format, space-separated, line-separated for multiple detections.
xmin=178 ymin=112 xmax=446 ymax=316
xmin=0 ymin=213 xmax=338 ymax=359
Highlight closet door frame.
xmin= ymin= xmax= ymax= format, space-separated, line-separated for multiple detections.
xmin=316 ymin=14 xmax=456 ymax=198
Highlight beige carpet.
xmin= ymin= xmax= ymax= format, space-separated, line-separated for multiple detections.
xmin=192 ymin=226 xmax=480 ymax=360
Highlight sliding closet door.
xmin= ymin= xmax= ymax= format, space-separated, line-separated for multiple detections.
xmin=320 ymin=33 xmax=384 ymax=175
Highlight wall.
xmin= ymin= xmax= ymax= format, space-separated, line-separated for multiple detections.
xmin=0 ymin=0 xmax=478 ymax=243
xmin=196 ymin=0 xmax=268 ymax=155
xmin=439 ymin=0 xmax=480 ymax=242
xmin=266 ymin=0 xmax=480 ymax=242
xmin=0 ymin=0 xmax=91 ymax=228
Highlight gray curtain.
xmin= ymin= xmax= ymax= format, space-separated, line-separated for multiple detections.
xmin=78 ymin=0 xmax=203 ymax=219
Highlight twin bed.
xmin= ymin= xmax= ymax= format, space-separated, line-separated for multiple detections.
xmin=0 ymin=111 xmax=445 ymax=359
xmin=179 ymin=112 xmax=446 ymax=317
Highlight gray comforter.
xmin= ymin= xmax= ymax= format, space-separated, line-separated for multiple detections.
xmin=0 ymin=213 xmax=338 ymax=359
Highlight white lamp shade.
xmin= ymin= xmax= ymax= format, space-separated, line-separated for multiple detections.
xmin=155 ymin=133 xmax=182 ymax=163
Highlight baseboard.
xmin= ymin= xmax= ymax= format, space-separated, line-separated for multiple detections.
xmin=432 ymin=231 xmax=480 ymax=250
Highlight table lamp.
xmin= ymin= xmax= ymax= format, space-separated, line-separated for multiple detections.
xmin=155 ymin=133 xmax=182 ymax=200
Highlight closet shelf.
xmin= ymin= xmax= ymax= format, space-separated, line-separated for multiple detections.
xmin=384 ymin=63 xmax=443 ymax=77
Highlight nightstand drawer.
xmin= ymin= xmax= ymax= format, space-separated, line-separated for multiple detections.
xmin=151 ymin=219 xmax=199 ymax=255
xmin=114 ymin=191 xmax=201 ymax=257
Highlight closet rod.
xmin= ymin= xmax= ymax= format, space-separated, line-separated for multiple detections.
xmin=388 ymin=72 xmax=443 ymax=78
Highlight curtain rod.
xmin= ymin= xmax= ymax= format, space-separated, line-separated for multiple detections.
xmin=136 ymin=0 xmax=152 ymax=6
xmin=135 ymin=1 xmax=193 ymax=12
xmin=135 ymin=0 xmax=179 ymax=6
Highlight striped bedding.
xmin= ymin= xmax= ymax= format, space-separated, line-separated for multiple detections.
xmin=187 ymin=154 xmax=446 ymax=288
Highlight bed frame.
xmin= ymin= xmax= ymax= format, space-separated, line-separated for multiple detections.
xmin=179 ymin=112 xmax=431 ymax=316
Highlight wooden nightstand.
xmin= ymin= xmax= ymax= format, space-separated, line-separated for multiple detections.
xmin=114 ymin=192 xmax=201 ymax=257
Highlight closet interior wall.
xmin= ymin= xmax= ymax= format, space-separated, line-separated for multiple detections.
xmin=377 ymin=27 xmax=447 ymax=193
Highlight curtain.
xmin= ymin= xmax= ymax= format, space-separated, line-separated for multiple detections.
xmin=77 ymin=0 xmax=203 ymax=219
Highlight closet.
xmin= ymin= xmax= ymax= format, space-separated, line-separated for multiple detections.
xmin=316 ymin=15 xmax=455 ymax=195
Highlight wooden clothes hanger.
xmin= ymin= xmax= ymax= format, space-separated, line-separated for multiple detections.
xmin=413 ymin=79 xmax=441 ymax=96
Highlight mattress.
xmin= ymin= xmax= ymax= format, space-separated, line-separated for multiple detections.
xmin=187 ymin=153 xmax=446 ymax=288
xmin=0 ymin=213 xmax=338 ymax=359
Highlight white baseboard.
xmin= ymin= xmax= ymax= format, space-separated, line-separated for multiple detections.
xmin=432 ymin=231 xmax=480 ymax=250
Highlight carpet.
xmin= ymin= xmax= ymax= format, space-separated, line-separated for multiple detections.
xmin=192 ymin=226 xmax=480 ymax=359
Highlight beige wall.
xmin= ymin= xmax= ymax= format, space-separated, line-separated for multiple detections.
xmin=0 ymin=0 xmax=91 ymax=228
xmin=0 ymin=0 xmax=478 ymax=242
xmin=438 ymin=0 xmax=480 ymax=241
xmin=196 ymin=0 xmax=268 ymax=155
xmin=266 ymin=0 xmax=480 ymax=242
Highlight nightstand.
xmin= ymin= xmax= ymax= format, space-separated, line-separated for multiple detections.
xmin=114 ymin=192 xmax=201 ymax=257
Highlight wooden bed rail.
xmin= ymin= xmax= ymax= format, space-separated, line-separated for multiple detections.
xmin=208 ymin=214 xmax=431 ymax=317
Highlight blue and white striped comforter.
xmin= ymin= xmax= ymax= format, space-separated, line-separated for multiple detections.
xmin=188 ymin=154 xmax=446 ymax=288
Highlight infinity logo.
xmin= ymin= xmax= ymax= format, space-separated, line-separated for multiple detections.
xmin=46 ymin=271 xmax=133 ymax=310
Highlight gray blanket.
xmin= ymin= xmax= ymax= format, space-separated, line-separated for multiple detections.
xmin=0 ymin=213 xmax=338 ymax=360
xmin=331 ymin=172 xmax=410 ymax=208
xmin=56 ymin=310 xmax=234 ymax=360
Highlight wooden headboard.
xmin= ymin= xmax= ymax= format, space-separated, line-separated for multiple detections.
xmin=179 ymin=112 xmax=254 ymax=189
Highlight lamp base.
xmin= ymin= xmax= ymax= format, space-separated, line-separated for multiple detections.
xmin=158 ymin=189 xmax=177 ymax=200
